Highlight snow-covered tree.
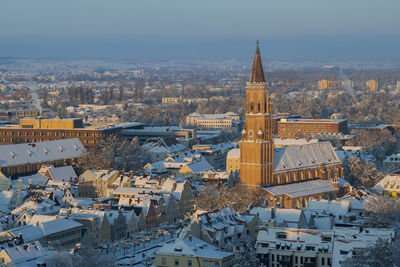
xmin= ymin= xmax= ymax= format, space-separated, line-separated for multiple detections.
xmin=79 ymin=135 xmax=147 ymax=172
xmin=341 ymin=238 xmax=400 ymax=267
xmin=194 ymin=184 xmax=266 ymax=213
xmin=232 ymin=240 xmax=260 ymax=267
xmin=363 ymin=196 xmax=400 ymax=227
xmin=47 ymin=247 xmax=117 ymax=267
xmin=343 ymin=156 xmax=383 ymax=187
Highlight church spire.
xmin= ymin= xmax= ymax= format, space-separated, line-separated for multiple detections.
xmin=250 ymin=40 xmax=266 ymax=83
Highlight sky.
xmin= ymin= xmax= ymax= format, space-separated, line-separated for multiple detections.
xmin=1 ymin=0 xmax=399 ymax=61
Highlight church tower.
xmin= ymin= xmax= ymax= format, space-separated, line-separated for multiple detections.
xmin=240 ymin=41 xmax=274 ymax=186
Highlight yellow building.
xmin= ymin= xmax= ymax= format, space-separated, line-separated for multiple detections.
xmin=366 ymin=80 xmax=378 ymax=91
xmin=186 ymin=112 xmax=239 ymax=129
xmin=318 ymin=79 xmax=328 ymax=89
xmin=78 ymin=170 xmax=120 ymax=198
xmin=20 ymin=117 xmax=83 ymax=129
xmin=226 ymin=148 xmax=240 ymax=172
xmin=162 ymin=97 xmax=181 ymax=104
xmin=397 ymin=81 xmax=400 ymax=90
xmin=373 ymin=172 xmax=400 ymax=198
xmin=155 ymin=236 xmax=234 ymax=267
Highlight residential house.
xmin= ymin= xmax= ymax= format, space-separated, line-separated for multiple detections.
xmin=0 ymin=174 xmax=11 ymax=191
xmin=0 ymin=241 xmax=48 ymax=267
xmin=373 ymin=171 xmax=400 ymax=198
xmin=39 ymin=165 xmax=78 ymax=183
xmin=192 ymin=142 xmax=236 ymax=170
xmin=78 ymin=170 xmax=120 ymax=198
xmin=5 ymin=218 xmax=83 ymax=248
xmin=226 ymin=148 xmax=240 ymax=173
xmin=249 ymin=206 xmax=308 ymax=228
xmin=142 ymin=137 xmax=186 ymax=163
xmin=155 ymin=236 xmax=234 ymax=267
xmin=188 ymin=206 xmax=257 ymax=250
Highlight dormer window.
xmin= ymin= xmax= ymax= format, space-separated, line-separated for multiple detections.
xmin=276 ymin=232 xmax=287 ymax=239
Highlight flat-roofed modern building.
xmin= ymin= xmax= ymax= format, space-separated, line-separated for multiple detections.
xmin=0 ymin=117 xmax=140 ymax=148
xmin=277 ymin=118 xmax=348 ymax=139
xmin=186 ymin=112 xmax=240 ymax=130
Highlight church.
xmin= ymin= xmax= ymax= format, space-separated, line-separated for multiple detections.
xmin=239 ymin=42 xmax=343 ymax=208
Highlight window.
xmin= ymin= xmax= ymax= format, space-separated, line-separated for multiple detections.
xmin=322 ymin=257 xmax=325 ymax=265
xmin=161 ymin=257 xmax=166 ymax=265
xmin=175 ymin=259 xmax=179 ymax=266
xmin=204 ymin=260 xmax=209 ymax=267
xmin=187 ymin=259 xmax=192 ymax=266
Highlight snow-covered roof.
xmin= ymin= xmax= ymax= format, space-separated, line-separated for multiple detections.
xmin=142 ymin=137 xmax=186 ymax=154
xmin=8 ymin=225 xmax=45 ymax=243
xmin=273 ymin=138 xmax=319 ymax=147
xmin=47 ymin=165 xmax=77 ymax=182
xmin=306 ymin=199 xmax=350 ymax=217
xmin=187 ymin=112 xmax=239 ymax=120
xmin=373 ymin=173 xmax=400 ymax=193
xmin=250 ymin=207 xmax=302 ymax=226
xmin=2 ymin=241 xmax=47 ymax=265
xmin=332 ymin=227 xmax=395 ymax=267
xmin=256 ymin=227 xmax=334 ymax=253
xmin=156 ymin=236 xmax=233 ymax=259
xmin=227 ymin=148 xmax=240 ymax=159
xmin=84 ymin=170 xmax=119 ymax=181
xmin=274 ymin=142 xmax=341 ymax=173
xmin=263 ymin=179 xmax=339 ymax=198
xmin=181 ymin=159 xmax=214 ymax=173
xmin=0 ymin=138 xmax=85 ymax=168
xmin=38 ymin=218 xmax=82 ymax=236
xmin=0 ymin=190 xmax=15 ymax=206
xmin=16 ymin=174 xmax=48 ymax=186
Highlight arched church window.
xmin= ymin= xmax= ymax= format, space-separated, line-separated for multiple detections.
xmin=250 ymin=103 xmax=254 ymax=112
xmin=258 ymin=102 xmax=261 ymax=112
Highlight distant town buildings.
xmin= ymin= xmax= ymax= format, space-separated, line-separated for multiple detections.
xmin=317 ymin=80 xmax=346 ymax=90
xmin=186 ymin=112 xmax=240 ymax=130
xmin=162 ymin=97 xmax=182 ymax=104
xmin=366 ymin=80 xmax=378 ymax=91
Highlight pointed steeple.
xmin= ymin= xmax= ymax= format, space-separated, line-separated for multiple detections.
xmin=250 ymin=40 xmax=266 ymax=83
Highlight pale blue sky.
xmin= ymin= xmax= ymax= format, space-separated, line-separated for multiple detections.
xmin=1 ymin=0 xmax=399 ymax=60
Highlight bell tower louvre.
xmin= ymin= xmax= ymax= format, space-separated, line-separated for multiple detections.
xmin=240 ymin=41 xmax=274 ymax=186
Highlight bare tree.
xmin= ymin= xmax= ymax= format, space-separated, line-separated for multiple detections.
xmin=194 ymin=184 xmax=266 ymax=213
xmin=79 ymin=136 xmax=146 ymax=172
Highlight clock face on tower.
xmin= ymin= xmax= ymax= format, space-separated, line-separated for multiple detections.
xmin=247 ymin=130 xmax=254 ymax=138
